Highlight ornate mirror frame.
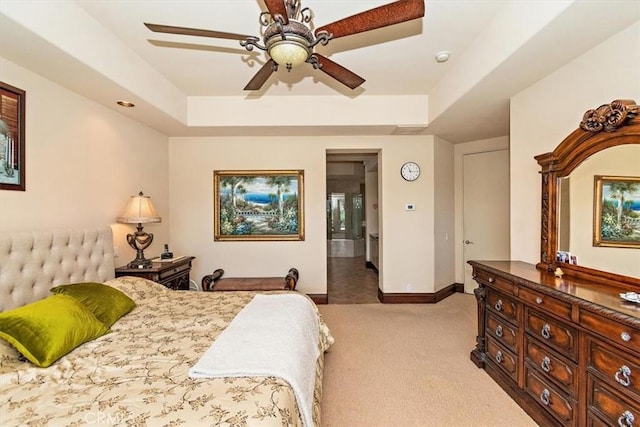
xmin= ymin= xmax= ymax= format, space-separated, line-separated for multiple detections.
xmin=535 ymin=99 xmax=640 ymax=289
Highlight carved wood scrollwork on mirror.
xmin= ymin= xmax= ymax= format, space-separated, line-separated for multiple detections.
xmin=535 ymin=99 xmax=640 ymax=289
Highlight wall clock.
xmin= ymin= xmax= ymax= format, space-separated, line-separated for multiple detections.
xmin=400 ymin=162 xmax=420 ymax=181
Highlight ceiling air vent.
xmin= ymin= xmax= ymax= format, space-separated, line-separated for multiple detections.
xmin=391 ymin=126 xmax=427 ymax=135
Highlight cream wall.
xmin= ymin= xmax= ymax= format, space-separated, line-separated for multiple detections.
xmin=510 ymin=21 xmax=640 ymax=270
xmin=168 ymin=136 xmax=437 ymax=295
xmin=568 ymin=145 xmax=640 ymax=277
xmin=0 ymin=58 xmax=171 ymax=265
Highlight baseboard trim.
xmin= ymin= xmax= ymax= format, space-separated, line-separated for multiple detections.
xmin=307 ymin=294 xmax=328 ymax=305
xmin=365 ymin=261 xmax=378 ymax=273
xmin=378 ymin=282 xmax=464 ymax=304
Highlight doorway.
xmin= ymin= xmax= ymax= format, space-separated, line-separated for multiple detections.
xmin=326 ymin=151 xmax=380 ymax=304
xmin=462 ymin=149 xmax=510 ymax=293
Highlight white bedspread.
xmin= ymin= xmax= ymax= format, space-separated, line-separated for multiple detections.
xmin=189 ymin=293 xmax=320 ymax=427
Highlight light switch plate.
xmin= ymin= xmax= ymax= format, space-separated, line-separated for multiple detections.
xmin=405 ymin=203 xmax=415 ymax=211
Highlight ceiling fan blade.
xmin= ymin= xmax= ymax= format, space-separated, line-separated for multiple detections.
xmin=144 ymin=23 xmax=252 ymax=41
xmin=264 ymin=0 xmax=289 ymax=25
xmin=244 ymin=59 xmax=277 ymax=91
xmin=312 ymin=54 xmax=365 ymax=90
xmin=314 ymin=0 xmax=425 ymax=40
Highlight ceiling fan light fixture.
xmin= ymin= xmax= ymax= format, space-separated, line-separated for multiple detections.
xmin=264 ymin=20 xmax=313 ymax=71
xmin=268 ymin=39 xmax=310 ymax=70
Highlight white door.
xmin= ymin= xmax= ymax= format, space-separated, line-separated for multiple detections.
xmin=463 ymin=150 xmax=510 ymax=293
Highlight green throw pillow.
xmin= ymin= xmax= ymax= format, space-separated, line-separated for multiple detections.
xmin=50 ymin=282 xmax=136 ymax=327
xmin=0 ymin=294 xmax=110 ymax=367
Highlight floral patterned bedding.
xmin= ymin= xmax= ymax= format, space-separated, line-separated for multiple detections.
xmin=0 ymin=277 xmax=334 ymax=426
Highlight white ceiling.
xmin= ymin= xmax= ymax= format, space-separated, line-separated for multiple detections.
xmin=1 ymin=1 xmax=639 ymax=142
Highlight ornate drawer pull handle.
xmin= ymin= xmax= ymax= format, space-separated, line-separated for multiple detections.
xmin=541 ymin=324 xmax=552 ymax=340
xmin=495 ymin=299 xmax=503 ymax=311
xmin=541 ymin=356 xmax=551 ymax=373
xmin=621 ymin=332 xmax=631 ymax=342
xmin=495 ymin=351 xmax=503 ymax=364
xmin=540 ymin=389 xmax=550 ymax=406
xmin=495 ymin=325 xmax=503 ymax=338
xmin=615 ymin=365 xmax=632 ymax=387
xmin=488 ymin=277 xmax=495 ymax=283
xmin=536 ymin=297 xmax=543 ymax=304
xmin=618 ymin=410 xmax=634 ymax=427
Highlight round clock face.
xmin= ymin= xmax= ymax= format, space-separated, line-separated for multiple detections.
xmin=401 ymin=162 xmax=420 ymax=181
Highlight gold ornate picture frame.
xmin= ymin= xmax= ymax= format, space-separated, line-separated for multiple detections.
xmin=593 ymin=175 xmax=640 ymax=248
xmin=214 ymin=170 xmax=304 ymax=241
xmin=0 ymin=82 xmax=26 ymax=191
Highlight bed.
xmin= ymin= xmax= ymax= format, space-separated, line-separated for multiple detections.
xmin=0 ymin=227 xmax=333 ymax=426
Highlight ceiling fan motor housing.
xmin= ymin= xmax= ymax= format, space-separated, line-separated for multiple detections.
xmin=264 ymin=20 xmax=314 ymax=69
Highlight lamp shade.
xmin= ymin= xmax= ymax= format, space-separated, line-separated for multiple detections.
xmin=117 ymin=192 xmax=161 ymax=224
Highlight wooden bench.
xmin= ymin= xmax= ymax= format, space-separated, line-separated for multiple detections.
xmin=201 ymin=268 xmax=299 ymax=292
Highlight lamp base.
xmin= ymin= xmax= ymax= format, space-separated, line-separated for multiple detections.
xmin=127 ymin=257 xmax=153 ymax=269
xmin=125 ymin=224 xmax=155 ymax=269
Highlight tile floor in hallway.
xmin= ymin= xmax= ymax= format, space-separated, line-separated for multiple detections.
xmin=327 ymin=256 xmax=380 ymax=304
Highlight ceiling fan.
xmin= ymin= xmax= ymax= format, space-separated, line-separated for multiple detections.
xmin=144 ymin=0 xmax=425 ymax=91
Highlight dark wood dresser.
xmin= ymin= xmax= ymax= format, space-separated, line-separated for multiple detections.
xmin=470 ymin=260 xmax=639 ymax=427
xmin=115 ymin=256 xmax=195 ymax=290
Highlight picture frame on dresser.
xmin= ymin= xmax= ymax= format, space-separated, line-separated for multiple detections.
xmin=213 ymin=169 xmax=305 ymax=241
xmin=0 ymin=82 xmax=26 ymax=191
xmin=593 ymin=175 xmax=640 ymax=248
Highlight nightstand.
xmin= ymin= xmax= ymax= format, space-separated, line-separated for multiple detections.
xmin=115 ymin=256 xmax=196 ymax=290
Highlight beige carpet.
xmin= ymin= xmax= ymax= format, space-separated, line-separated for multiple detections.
xmin=318 ymin=293 xmax=539 ymax=427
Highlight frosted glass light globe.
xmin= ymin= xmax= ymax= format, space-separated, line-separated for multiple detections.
xmin=269 ymin=41 xmax=309 ymax=68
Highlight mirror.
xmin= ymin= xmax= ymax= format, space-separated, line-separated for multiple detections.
xmin=536 ymin=99 xmax=640 ymax=288
xmin=556 ymin=145 xmax=640 ymax=278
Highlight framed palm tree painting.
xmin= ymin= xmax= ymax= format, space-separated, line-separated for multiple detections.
xmin=593 ymin=175 xmax=640 ymax=248
xmin=0 ymin=82 xmax=26 ymax=191
xmin=214 ymin=170 xmax=304 ymax=241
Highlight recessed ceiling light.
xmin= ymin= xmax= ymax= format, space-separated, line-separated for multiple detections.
xmin=117 ymin=100 xmax=135 ymax=108
xmin=435 ymin=51 xmax=450 ymax=63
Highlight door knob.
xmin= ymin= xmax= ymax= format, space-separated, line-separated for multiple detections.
xmin=464 ymin=240 xmax=474 ymax=245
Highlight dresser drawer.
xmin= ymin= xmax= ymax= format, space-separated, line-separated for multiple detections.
xmin=486 ymin=289 xmax=519 ymax=323
xmin=526 ymin=309 xmax=578 ymax=360
xmin=519 ymin=287 xmax=571 ymax=321
xmin=473 ymin=268 xmax=514 ymax=294
xmin=486 ymin=336 xmax=518 ymax=382
xmin=525 ymin=366 xmax=577 ymax=426
xmin=487 ymin=312 xmax=518 ymax=353
xmin=580 ymin=309 xmax=640 ymax=357
xmin=586 ymin=413 xmax=609 ymax=427
xmin=588 ymin=376 xmax=639 ymax=427
xmin=526 ymin=336 xmax=577 ymax=395
xmin=588 ymin=339 xmax=640 ymax=399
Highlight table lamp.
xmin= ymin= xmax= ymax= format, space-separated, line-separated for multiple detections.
xmin=117 ymin=191 xmax=161 ymax=268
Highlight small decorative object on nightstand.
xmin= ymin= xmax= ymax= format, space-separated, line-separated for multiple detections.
xmin=115 ymin=256 xmax=195 ymax=290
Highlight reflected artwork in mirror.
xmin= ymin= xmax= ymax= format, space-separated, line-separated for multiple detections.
xmin=593 ymin=175 xmax=640 ymax=249
xmin=536 ymin=99 xmax=640 ymax=289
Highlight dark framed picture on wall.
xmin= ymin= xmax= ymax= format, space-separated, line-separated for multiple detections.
xmin=0 ymin=82 xmax=26 ymax=191
xmin=213 ymin=170 xmax=304 ymax=241
xmin=593 ymin=175 xmax=640 ymax=248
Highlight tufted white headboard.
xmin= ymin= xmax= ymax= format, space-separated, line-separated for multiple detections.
xmin=0 ymin=227 xmax=116 ymax=312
